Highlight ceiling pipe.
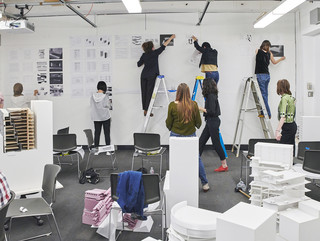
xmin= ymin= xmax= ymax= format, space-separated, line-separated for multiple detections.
xmin=59 ymin=0 xmax=97 ymax=28
xmin=197 ymin=0 xmax=212 ymax=26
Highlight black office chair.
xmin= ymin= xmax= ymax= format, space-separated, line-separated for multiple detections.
xmin=57 ymin=127 xmax=69 ymax=135
xmin=83 ymin=129 xmax=117 ymax=172
xmin=0 ymin=191 xmax=15 ymax=241
xmin=109 ymin=172 xmax=165 ymax=240
xmin=6 ymin=164 xmax=62 ymax=241
xmin=131 ymin=133 xmax=166 ymax=178
xmin=53 ymin=133 xmax=81 ymax=177
xmin=294 ymin=141 xmax=320 ymax=163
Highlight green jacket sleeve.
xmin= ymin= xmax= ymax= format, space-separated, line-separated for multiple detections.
xmin=166 ymin=103 xmax=173 ymax=131
xmin=194 ymin=101 xmax=202 ymax=129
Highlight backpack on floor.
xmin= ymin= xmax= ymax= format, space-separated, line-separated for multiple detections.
xmin=79 ymin=168 xmax=100 ymax=184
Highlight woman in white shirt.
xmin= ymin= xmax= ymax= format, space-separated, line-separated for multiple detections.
xmin=11 ymin=83 xmax=38 ymax=108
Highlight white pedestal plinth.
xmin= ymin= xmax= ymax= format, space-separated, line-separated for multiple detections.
xmin=164 ymin=137 xmax=199 ymax=227
xmin=216 ymin=202 xmax=277 ymax=241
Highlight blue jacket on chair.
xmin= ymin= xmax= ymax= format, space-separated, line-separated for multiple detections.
xmin=116 ymin=171 xmax=145 ymax=216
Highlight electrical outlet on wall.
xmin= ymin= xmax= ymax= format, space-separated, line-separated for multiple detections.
xmin=307 ymin=82 xmax=313 ymax=90
xmin=308 ymin=91 xmax=314 ymax=97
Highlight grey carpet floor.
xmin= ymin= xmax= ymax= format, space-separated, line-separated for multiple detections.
xmin=7 ymin=149 xmax=320 ymax=241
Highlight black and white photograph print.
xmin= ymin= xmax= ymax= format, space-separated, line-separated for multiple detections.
xmin=49 ymin=48 xmax=63 ymax=59
xmin=49 ymin=60 xmax=63 ymax=72
xmin=50 ymin=84 xmax=63 ymax=97
xmin=50 ymin=73 xmax=63 ymax=84
xmin=37 ymin=73 xmax=47 ymax=84
xmin=160 ymin=34 xmax=174 ymax=46
xmin=270 ymin=45 xmax=284 ymax=57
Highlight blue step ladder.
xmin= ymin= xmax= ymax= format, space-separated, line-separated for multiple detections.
xmin=192 ymin=76 xmax=228 ymax=158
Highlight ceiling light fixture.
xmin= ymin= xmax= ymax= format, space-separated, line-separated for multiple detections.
xmin=122 ymin=0 xmax=142 ymax=13
xmin=254 ymin=0 xmax=306 ymax=28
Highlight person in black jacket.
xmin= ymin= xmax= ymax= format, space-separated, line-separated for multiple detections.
xmin=198 ymin=78 xmax=228 ymax=172
xmin=137 ymin=34 xmax=175 ymax=116
xmin=192 ymin=35 xmax=219 ymax=84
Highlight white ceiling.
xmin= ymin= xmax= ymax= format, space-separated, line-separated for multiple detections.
xmin=0 ymin=0 xmax=283 ymax=18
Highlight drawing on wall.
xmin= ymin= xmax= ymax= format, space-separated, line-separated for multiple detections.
xmin=38 ymin=49 xmax=45 ymax=59
xmin=37 ymin=73 xmax=47 ymax=84
xmin=270 ymin=45 xmax=284 ymax=57
xmin=50 ymin=73 xmax=63 ymax=84
xmin=70 ymin=35 xmax=113 ymax=101
xmin=37 ymin=62 xmax=47 ymax=71
xmin=49 ymin=48 xmax=63 ymax=59
xmin=38 ymin=85 xmax=49 ymax=96
xmin=50 ymin=84 xmax=63 ymax=96
xmin=160 ymin=34 xmax=174 ymax=46
xmin=49 ymin=60 xmax=63 ymax=72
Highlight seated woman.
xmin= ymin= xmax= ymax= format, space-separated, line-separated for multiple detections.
xmin=165 ymin=83 xmax=210 ymax=192
xmin=11 ymin=83 xmax=38 ymax=108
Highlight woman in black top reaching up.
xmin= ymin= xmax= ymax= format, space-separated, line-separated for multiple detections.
xmin=198 ymin=78 xmax=228 ymax=173
xmin=137 ymin=34 xmax=175 ymax=116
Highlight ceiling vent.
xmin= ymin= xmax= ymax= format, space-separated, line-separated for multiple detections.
xmin=310 ymin=8 xmax=320 ymax=25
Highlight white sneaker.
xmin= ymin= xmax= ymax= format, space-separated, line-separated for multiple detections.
xmin=202 ymin=183 xmax=210 ymax=192
xmin=106 ymin=152 xmax=111 ymax=156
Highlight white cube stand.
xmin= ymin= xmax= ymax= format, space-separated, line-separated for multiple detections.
xmin=216 ymin=202 xmax=277 ymax=241
xmin=164 ymin=137 xmax=199 ymax=227
xmin=279 ymin=208 xmax=320 ymax=241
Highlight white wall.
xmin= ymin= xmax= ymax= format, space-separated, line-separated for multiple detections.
xmin=296 ymin=2 xmax=320 ymax=117
xmin=0 ymin=12 xmax=296 ymax=145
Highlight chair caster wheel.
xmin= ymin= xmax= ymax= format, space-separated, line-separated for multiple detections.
xmin=37 ymin=219 xmax=44 ymax=226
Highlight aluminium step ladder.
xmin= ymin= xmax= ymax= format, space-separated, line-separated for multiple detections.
xmin=192 ymin=76 xmax=228 ymax=158
xmin=232 ymin=77 xmax=275 ymax=157
xmin=143 ymin=75 xmax=169 ymax=132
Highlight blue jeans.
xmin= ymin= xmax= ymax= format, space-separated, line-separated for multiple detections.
xmin=205 ymin=71 xmax=219 ymax=85
xmin=256 ymin=74 xmax=271 ymax=117
xmin=170 ymin=131 xmax=208 ymax=185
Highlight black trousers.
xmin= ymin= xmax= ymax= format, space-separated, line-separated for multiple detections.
xmin=141 ymin=75 xmax=157 ymax=111
xmin=199 ymin=117 xmax=226 ymax=160
xmin=280 ymin=122 xmax=297 ymax=156
xmin=94 ymin=119 xmax=111 ymax=147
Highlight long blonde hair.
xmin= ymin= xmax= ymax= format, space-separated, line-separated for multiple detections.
xmin=176 ymin=83 xmax=194 ymax=123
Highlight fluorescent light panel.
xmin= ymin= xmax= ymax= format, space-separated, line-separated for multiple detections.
xmin=254 ymin=0 xmax=306 ymax=28
xmin=122 ymin=0 xmax=142 ymax=13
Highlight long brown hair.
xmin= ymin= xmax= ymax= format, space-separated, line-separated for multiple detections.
xmin=260 ymin=40 xmax=271 ymax=52
xmin=277 ymin=79 xmax=292 ymax=95
xmin=175 ymin=83 xmax=194 ymax=123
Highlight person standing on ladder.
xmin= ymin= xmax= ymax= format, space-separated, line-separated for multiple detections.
xmin=255 ymin=40 xmax=286 ymax=119
xmin=137 ymin=34 xmax=175 ymax=117
xmin=198 ymin=78 xmax=228 ymax=173
xmin=191 ymin=35 xmax=219 ymax=84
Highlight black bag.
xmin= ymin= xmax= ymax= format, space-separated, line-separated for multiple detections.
xmin=79 ymin=168 xmax=100 ymax=184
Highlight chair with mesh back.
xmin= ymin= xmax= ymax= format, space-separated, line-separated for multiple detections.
xmin=57 ymin=127 xmax=69 ymax=135
xmin=0 ymin=191 xmax=15 ymax=241
xmin=132 ymin=133 xmax=166 ymax=178
xmin=83 ymin=129 xmax=117 ymax=172
xmin=109 ymin=172 xmax=165 ymax=240
xmin=53 ymin=133 xmax=81 ymax=177
xmin=6 ymin=164 xmax=62 ymax=241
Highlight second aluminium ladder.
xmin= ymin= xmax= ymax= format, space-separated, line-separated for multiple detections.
xmin=143 ymin=75 xmax=169 ymax=132
xmin=232 ymin=77 xmax=275 ymax=157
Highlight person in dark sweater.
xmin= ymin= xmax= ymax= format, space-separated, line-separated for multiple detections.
xmin=198 ymin=78 xmax=228 ymax=173
xmin=191 ymin=35 xmax=219 ymax=84
xmin=255 ymin=40 xmax=285 ymax=118
xmin=137 ymin=34 xmax=175 ymax=116
xmin=166 ymin=83 xmax=209 ymax=192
